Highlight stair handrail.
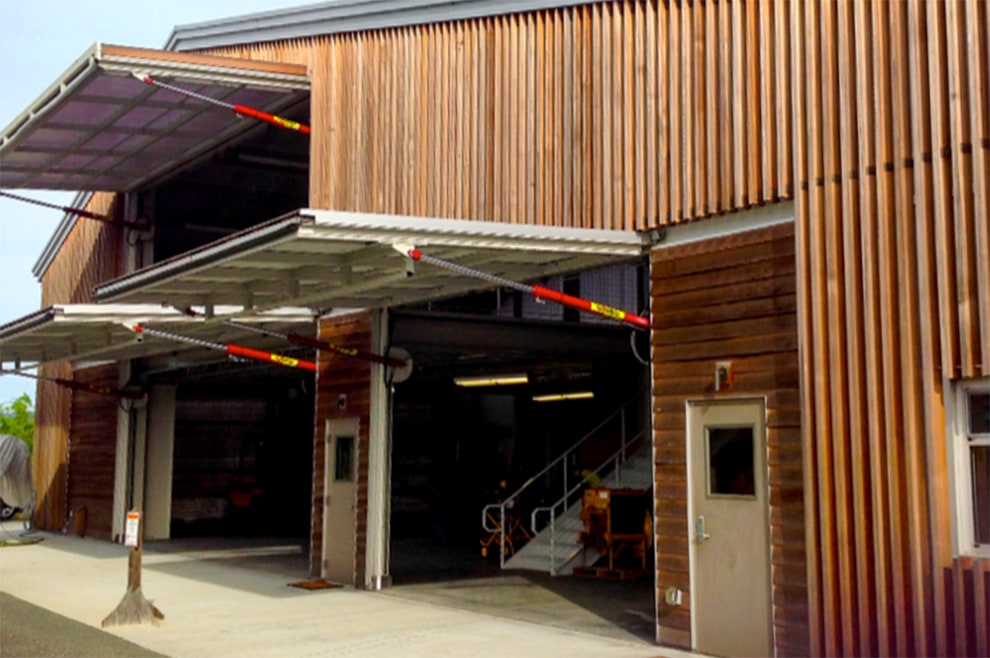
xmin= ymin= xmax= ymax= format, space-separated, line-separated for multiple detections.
xmin=480 ymin=395 xmax=642 ymax=568
xmin=530 ymin=428 xmax=647 ymax=574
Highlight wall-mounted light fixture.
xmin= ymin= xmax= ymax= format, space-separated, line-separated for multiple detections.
xmin=454 ymin=373 xmax=529 ymax=388
xmin=714 ymin=361 xmax=733 ymax=391
xmin=532 ymin=391 xmax=595 ymax=402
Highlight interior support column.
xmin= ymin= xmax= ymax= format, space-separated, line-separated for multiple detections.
xmin=364 ymin=309 xmax=392 ymax=589
xmin=111 ymin=363 xmax=132 ymax=541
xmin=143 ymin=384 xmax=175 ymax=540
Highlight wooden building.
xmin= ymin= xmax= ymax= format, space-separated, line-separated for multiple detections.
xmin=0 ymin=1 xmax=987 ymax=656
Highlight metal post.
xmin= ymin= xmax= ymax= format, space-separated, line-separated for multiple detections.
xmin=563 ymin=467 xmax=569 ymax=510
xmin=549 ymin=514 xmax=557 ymax=576
xmin=498 ymin=506 xmax=506 ymax=570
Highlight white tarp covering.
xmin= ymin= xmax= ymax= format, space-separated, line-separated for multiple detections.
xmin=0 ymin=434 xmax=33 ymax=509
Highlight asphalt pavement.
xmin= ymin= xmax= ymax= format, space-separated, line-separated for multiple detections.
xmin=1 ymin=592 xmax=166 ymax=658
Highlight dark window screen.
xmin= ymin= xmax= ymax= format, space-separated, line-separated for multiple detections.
xmin=335 ymin=436 xmax=354 ymax=482
xmin=707 ymin=427 xmax=756 ymax=497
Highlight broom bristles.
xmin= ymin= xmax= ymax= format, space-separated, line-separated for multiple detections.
xmin=101 ymin=587 xmax=164 ymax=628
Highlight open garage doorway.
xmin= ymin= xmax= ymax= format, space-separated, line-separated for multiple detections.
xmin=165 ymin=362 xmax=315 ymax=547
xmin=384 ymin=264 xmax=656 ymax=642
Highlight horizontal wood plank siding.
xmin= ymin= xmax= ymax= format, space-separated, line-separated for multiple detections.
xmin=311 ymin=312 xmax=373 ymax=585
xmin=651 ymin=222 xmax=806 ymax=656
xmin=66 ymin=365 xmax=120 ymax=539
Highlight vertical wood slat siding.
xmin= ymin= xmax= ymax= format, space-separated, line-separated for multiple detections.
xmin=311 ymin=312 xmax=373 ymax=585
xmin=794 ymin=0 xmax=990 ymax=655
xmin=19 ymin=0 xmax=981 ymax=653
xmin=67 ymin=365 xmax=120 ymax=539
xmin=34 ymin=192 xmax=123 ymax=531
xmin=208 ymin=1 xmax=792 ymax=230
xmin=651 ymin=223 xmax=806 ymax=657
xmin=945 ymin=558 xmax=990 ymax=657
xmin=31 ymin=366 xmax=71 ymax=531
xmin=40 ymin=192 xmax=123 ymax=307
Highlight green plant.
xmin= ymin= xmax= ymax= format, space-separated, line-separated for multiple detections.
xmin=0 ymin=394 xmax=34 ymax=454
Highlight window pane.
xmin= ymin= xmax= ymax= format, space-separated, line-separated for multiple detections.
xmin=973 ymin=446 xmax=990 ymax=545
xmin=970 ymin=392 xmax=990 ymax=434
xmin=707 ymin=427 xmax=755 ymax=496
xmin=335 ymin=436 xmax=354 ymax=482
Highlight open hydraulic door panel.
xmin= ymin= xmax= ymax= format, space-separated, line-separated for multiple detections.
xmin=94 ymin=209 xmax=651 ymax=312
xmin=0 ymin=304 xmax=317 ymax=369
xmin=0 ymin=43 xmax=309 ymax=191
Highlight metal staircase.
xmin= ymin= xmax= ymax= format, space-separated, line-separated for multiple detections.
xmin=480 ymin=396 xmax=651 ymax=576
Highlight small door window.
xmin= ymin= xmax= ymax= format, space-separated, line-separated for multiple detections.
xmin=706 ymin=426 xmax=756 ymax=497
xmin=334 ymin=436 xmax=355 ymax=482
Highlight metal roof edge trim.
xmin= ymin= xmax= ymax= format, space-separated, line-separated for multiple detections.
xmin=32 ymin=191 xmax=91 ymax=279
xmin=98 ymin=46 xmax=310 ymax=88
xmin=95 ymin=212 xmax=306 ymax=302
xmin=0 ymin=44 xmax=101 ymax=151
xmin=300 ymin=209 xmax=649 ymax=253
xmin=0 ymin=306 xmax=57 ymax=339
xmin=165 ymin=0 xmax=597 ymax=51
xmin=655 ymin=201 xmax=796 ymax=250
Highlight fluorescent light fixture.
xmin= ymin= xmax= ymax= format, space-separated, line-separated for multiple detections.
xmin=532 ymin=391 xmax=595 ymax=402
xmin=453 ymin=373 xmax=529 ymax=387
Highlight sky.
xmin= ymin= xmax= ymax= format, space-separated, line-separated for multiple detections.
xmin=0 ymin=0 xmax=318 ymax=404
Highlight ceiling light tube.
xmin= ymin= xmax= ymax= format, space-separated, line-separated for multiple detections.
xmin=453 ymin=373 xmax=529 ymax=387
xmin=532 ymin=391 xmax=595 ymax=402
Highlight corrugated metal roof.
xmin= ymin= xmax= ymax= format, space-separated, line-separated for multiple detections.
xmin=166 ymin=0 xmax=600 ymax=52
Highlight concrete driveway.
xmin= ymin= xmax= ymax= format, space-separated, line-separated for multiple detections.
xmin=0 ymin=524 xmax=697 ymax=658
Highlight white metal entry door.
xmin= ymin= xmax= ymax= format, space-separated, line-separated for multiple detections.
xmin=688 ymin=399 xmax=772 ymax=657
xmin=323 ymin=417 xmax=358 ymax=584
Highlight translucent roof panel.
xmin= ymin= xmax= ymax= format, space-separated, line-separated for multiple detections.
xmin=0 ymin=44 xmax=310 ymax=192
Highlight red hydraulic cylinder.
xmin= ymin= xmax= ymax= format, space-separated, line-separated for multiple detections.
xmin=232 ymin=104 xmax=311 ymax=135
xmin=136 ymin=74 xmax=311 ymax=136
xmin=530 ymin=285 xmax=651 ymax=330
xmin=226 ymin=344 xmax=317 ymax=372
xmin=405 ymin=249 xmax=651 ymax=330
xmin=133 ymin=325 xmax=317 ymax=372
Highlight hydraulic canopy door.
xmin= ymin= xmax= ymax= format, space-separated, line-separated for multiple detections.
xmin=0 ymin=304 xmax=318 ymax=369
xmin=93 ymin=209 xmax=651 ymax=312
xmin=0 ymin=43 xmax=309 ymax=192
xmin=92 ymin=209 xmax=651 ymax=587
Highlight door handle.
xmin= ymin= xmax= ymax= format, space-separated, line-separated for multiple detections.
xmin=695 ymin=515 xmax=711 ymax=544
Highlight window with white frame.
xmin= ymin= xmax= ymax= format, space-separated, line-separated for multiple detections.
xmin=952 ymin=379 xmax=990 ymax=556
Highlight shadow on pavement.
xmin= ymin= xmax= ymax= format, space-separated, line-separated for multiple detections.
xmin=385 ymin=538 xmax=655 ymax=644
xmin=0 ymin=592 xmax=166 ymax=658
xmin=140 ymin=536 xmax=315 ymax=599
